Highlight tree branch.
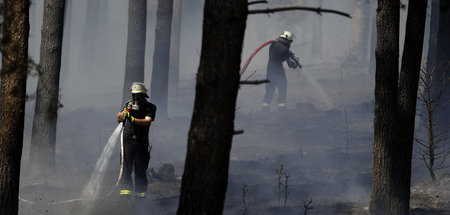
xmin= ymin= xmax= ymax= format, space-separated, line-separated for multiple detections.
xmin=248 ymin=6 xmax=351 ymax=18
xmin=240 ymin=79 xmax=270 ymax=85
xmin=233 ymin=130 xmax=244 ymax=135
xmin=248 ymin=0 xmax=267 ymax=6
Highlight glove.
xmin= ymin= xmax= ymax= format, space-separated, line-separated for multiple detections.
xmin=287 ymin=59 xmax=297 ymax=69
xmin=294 ymin=58 xmax=302 ymax=69
xmin=122 ymin=111 xmax=135 ymax=123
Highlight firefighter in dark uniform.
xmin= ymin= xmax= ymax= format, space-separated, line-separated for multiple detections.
xmin=262 ymin=31 xmax=300 ymax=111
xmin=116 ymin=82 xmax=156 ymax=199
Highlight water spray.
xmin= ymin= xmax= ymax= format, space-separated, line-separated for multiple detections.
xmin=81 ymin=123 xmax=123 ymax=198
xmin=19 ymin=122 xmax=126 ymax=205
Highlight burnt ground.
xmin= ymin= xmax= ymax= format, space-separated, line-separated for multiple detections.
xmin=18 ymin=100 xmax=450 ymax=215
xmin=17 ymin=62 xmax=450 ymax=215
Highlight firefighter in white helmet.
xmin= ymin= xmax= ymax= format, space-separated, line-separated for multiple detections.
xmin=262 ymin=31 xmax=301 ymax=112
xmin=117 ymin=82 xmax=156 ymax=199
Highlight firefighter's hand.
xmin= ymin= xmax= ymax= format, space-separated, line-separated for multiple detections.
xmin=295 ymin=58 xmax=302 ymax=69
xmin=122 ymin=111 xmax=135 ymax=123
xmin=117 ymin=112 xmax=123 ymax=123
xmin=287 ymin=59 xmax=297 ymax=69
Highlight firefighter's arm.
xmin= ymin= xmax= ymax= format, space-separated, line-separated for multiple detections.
xmin=133 ymin=116 xmax=151 ymax=127
xmin=288 ymin=51 xmax=302 ymax=68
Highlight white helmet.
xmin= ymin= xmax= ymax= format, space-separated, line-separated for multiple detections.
xmin=129 ymin=82 xmax=149 ymax=98
xmin=279 ymin=31 xmax=294 ymax=41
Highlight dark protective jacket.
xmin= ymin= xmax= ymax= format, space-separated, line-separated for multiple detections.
xmin=267 ymin=37 xmax=292 ymax=75
xmin=123 ymin=100 xmax=156 ymax=138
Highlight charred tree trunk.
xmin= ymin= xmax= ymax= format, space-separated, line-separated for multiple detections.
xmin=169 ymin=0 xmax=182 ymax=96
xmin=427 ymin=0 xmax=439 ymax=69
xmin=0 ymin=1 xmax=3 ymax=129
xmin=432 ymin=0 xmax=450 ymax=133
xmin=368 ymin=0 xmax=377 ymax=74
xmin=121 ymin=0 xmax=147 ymax=104
xmin=177 ymin=0 xmax=247 ymax=214
xmin=0 ymin=0 xmax=30 ymax=214
xmin=60 ymin=0 xmax=72 ymax=85
xmin=150 ymin=0 xmax=173 ymax=118
xmin=370 ymin=0 xmax=428 ymax=214
xmin=29 ymin=0 xmax=65 ymax=176
xmin=370 ymin=1 xmax=401 ymax=211
xmin=397 ymin=0 xmax=429 ymax=209
xmin=434 ymin=0 xmax=450 ymax=68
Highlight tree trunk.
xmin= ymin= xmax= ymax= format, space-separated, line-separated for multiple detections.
xmin=176 ymin=0 xmax=247 ymax=214
xmin=435 ymin=0 xmax=449 ymax=68
xmin=370 ymin=0 xmax=401 ymax=211
xmin=60 ymin=0 xmax=72 ymax=85
xmin=79 ymin=0 xmax=99 ymax=70
xmin=370 ymin=0 xmax=428 ymax=214
xmin=169 ymin=0 xmax=182 ymax=97
xmin=426 ymin=0 xmax=439 ymax=69
xmin=121 ymin=0 xmax=147 ymax=104
xmin=433 ymin=0 xmax=450 ymax=133
xmin=29 ymin=0 xmax=65 ymax=176
xmin=150 ymin=0 xmax=173 ymax=118
xmin=397 ymin=0 xmax=428 ymax=208
xmin=310 ymin=0 xmax=322 ymax=59
xmin=0 ymin=0 xmax=30 ymax=214
xmin=349 ymin=0 xmax=371 ymax=62
xmin=368 ymin=0 xmax=377 ymax=74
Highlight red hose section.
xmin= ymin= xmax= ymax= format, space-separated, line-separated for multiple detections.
xmin=240 ymin=40 xmax=276 ymax=76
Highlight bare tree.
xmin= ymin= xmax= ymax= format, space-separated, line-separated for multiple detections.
xmin=370 ymin=0 xmax=428 ymax=214
xmin=177 ymin=0 xmax=248 ymax=213
xmin=241 ymin=184 xmax=248 ymax=214
xmin=29 ymin=0 xmax=65 ymax=176
xmin=415 ymin=62 xmax=450 ymax=183
xmin=0 ymin=0 xmax=30 ymax=214
xmin=150 ymin=0 xmax=173 ymax=118
xmin=121 ymin=0 xmax=147 ymax=104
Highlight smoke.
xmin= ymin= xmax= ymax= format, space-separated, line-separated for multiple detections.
xmin=19 ymin=0 xmax=432 ymax=214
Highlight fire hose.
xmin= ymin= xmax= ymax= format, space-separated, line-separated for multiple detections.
xmin=240 ymin=40 xmax=302 ymax=76
xmin=240 ymin=40 xmax=275 ymax=76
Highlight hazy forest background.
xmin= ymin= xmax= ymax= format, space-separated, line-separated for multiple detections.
xmin=0 ymin=0 xmax=449 ymax=214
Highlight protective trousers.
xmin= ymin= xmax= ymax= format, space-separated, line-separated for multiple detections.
xmin=121 ymin=133 xmax=151 ymax=193
xmin=263 ymin=72 xmax=287 ymax=106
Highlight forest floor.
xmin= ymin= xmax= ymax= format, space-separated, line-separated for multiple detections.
xmin=18 ymin=103 xmax=450 ymax=215
xmin=17 ymin=62 xmax=450 ymax=215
